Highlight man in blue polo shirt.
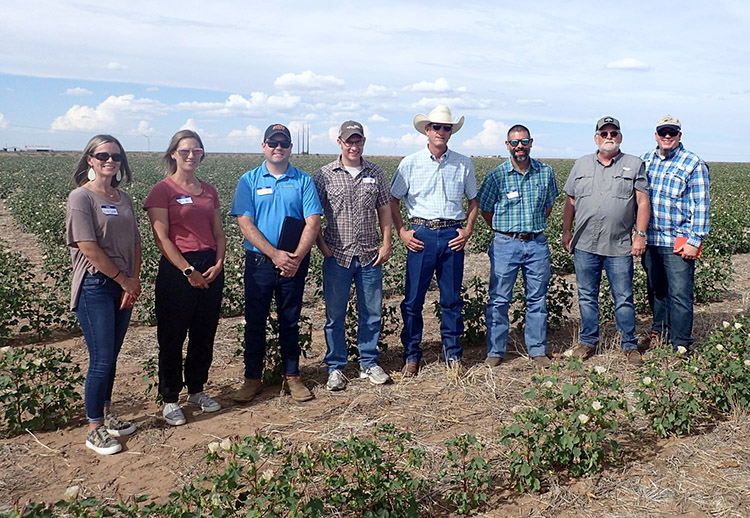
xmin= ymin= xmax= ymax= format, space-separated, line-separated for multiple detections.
xmin=230 ymin=124 xmax=322 ymax=403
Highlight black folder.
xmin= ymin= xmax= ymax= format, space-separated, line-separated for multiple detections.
xmin=277 ymin=216 xmax=305 ymax=252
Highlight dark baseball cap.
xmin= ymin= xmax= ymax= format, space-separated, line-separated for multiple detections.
xmin=264 ymin=124 xmax=291 ymax=141
xmin=595 ymin=116 xmax=620 ymax=130
xmin=339 ymin=120 xmax=364 ymax=140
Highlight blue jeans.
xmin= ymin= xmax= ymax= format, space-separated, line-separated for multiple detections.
xmin=75 ymin=273 xmax=132 ymax=424
xmin=642 ymin=246 xmax=695 ymax=349
xmin=243 ymin=251 xmax=308 ymax=379
xmin=574 ymin=249 xmax=637 ymax=351
xmin=401 ymin=224 xmax=464 ymax=363
xmin=322 ymin=256 xmax=383 ymax=372
xmin=486 ymin=233 xmax=550 ymax=359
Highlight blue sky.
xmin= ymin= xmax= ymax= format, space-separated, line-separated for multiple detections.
xmin=1 ymin=0 xmax=748 ymax=160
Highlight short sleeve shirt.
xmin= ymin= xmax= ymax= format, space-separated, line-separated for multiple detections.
xmin=390 ymin=147 xmax=477 ymax=220
xmin=142 ymin=176 xmax=220 ymax=253
xmin=477 ymin=158 xmax=558 ymax=233
xmin=66 ymin=187 xmax=141 ymax=309
xmin=230 ymin=161 xmax=323 ymax=253
xmin=563 ymin=152 xmax=648 ymax=257
xmin=314 ymin=157 xmax=390 ymax=268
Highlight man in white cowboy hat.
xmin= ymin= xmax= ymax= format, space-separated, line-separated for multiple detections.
xmin=390 ymin=104 xmax=479 ymax=377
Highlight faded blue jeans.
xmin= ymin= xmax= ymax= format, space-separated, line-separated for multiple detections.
xmin=75 ymin=273 xmax=132 ymax=424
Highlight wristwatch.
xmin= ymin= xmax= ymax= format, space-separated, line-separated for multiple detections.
xmin=635 ymin=230 xmax=647 ymax=237
xmin=183 ymin=266 xmax=195 ymax=277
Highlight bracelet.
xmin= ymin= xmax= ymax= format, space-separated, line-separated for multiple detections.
xmin=112 ymin=271 xmax=122 ymax=281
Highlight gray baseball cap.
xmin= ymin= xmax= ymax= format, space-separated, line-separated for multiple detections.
xmin=596 ymin=116 xmax=620 ymax=130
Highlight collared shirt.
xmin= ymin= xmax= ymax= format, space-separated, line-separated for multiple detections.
xmin=314 ymin=156 xmax=390 ymax=268
xmin=230 ymin=161 xmax=323 ymax=253
xmin=641 ymin=143 xmax=710 ymax=248
xmin=390 ymin=146 xmax=477 ymax=220
xmin=563 ymin=152 xmax=649 ymax=257
xmin=477 ymin=157 xmax=558 ymax=233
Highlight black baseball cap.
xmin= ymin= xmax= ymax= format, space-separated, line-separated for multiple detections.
xmin=264 ymin=124 xmax=291 ymax=141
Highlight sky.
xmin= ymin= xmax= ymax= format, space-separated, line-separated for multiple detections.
xmin=1 ymin=1 xmax=749 ymax=161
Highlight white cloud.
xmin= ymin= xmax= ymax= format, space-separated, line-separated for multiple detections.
xmin=177 ymin=92 xmax=301 ymax=117
xmin=65 ymin=87 xmax=92 ymax=96
xmin=377 ymin=132 xmax=426 ymax=150
xmin=227 ymin=124 xmax=262 ymax=139
xmin=516 ymin=99 xmax=547 ymax=106
xmin=50 ymin=95 xmax=166 ymax=132
xmin=0 ymin=113 xmax=7 ymax=128
xmin=362 ymin=84 xmax=393 ymax=97
xmin=146 ymin=87 xmax=159 ymax=92
xmin=606 ymin=58 xmax=650 ymax=71
xmin=106 ymin=62 xmax=127 ymax=70
xmin=462 ymin=120 xmax=511 ymax=150
xmin=135 ymin=120 xmax=155 ymax=136
xmin=405 ymin=78 xmax=453 ymax=93
xmin=177 ymin=118 xmax=215 ymax=138
xmin=412 ymin=96 xmax=490 ymax=111
xmin=274 ymin=70 xmax=345 ymax=91
xmin=369 ymin=114 xmax=388 ymax=122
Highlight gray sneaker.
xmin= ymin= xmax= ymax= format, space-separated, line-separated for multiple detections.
xmin=360 ymin=365 xmax=391 ymax=385
xmin=86 ymin=425 xmax=122 ymax=455
xmin=186 ymin=392 xmax=221 ymax=413
xmin=104 ymin=411 xmax=136 ymax=437
xmin=326 ymin=369 xmax=347 ymax=391
xmin=163 ymin=402 xmax=187 ymax=426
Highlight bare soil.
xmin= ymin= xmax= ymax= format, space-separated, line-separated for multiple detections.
xmin=1 ymin=200 xmax=750 ymax=517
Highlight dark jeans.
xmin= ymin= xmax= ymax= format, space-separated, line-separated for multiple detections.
xmin=400 ymin=224 xmax=464 ymax=363
xmin=75 ymin=273 xmax=132 ymax=423
xmin=243 ymin=251 xmax=309 ymax=379
xmin=155 ymin=250 xmax=224 ymax=403
xmin=642 ymin=246 xmax=696 ymax=349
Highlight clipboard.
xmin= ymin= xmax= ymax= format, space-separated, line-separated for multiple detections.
xmin=673 ymin=236 xmax=702 ymax=258
xmin=277 ymin=216 xmax=305 ymax=252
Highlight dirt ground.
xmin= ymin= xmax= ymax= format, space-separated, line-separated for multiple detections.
xmin=1 ymin=199 xmax=750 ymax=517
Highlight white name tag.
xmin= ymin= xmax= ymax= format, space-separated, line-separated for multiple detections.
xmin=622 ymin=167 xmax=631 ymax=171
xmin=257 ymin=187 xmax=273 ymax=196
xmin=506 ymin=190 xmax=520 ymax=200
xmin=176 ymin=195 xmax=193 ymax=205
xmin=363 ymin=176 xmax=376 ymax=184
xmin=101 ymin=205 xmax=119 ymax=216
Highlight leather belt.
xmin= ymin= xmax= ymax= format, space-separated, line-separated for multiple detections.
xmin=495 ymin=230 xmax=541 ymax=241
xmin=410 ymin=217 xmax=462 ymax=230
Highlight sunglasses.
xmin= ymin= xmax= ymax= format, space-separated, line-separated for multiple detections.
xmin=508 ymin=138 xmax=531 ymax=147
xmin=89 ymin=152 xmax=124 ymax=162
xmin=598 ymin=130 xmax=620 ymax=138
xmin=266 ymin=140 xmax=292 ymax=148
xmin=430 ymin=124 xmax=453 ymax=132
xmin=176 ymin=148 xmax=204 ymax=158
xmin=657 ymin=128 xmax=680 ymax=137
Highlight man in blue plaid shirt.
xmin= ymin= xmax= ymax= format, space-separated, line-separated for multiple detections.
xmin=641 ymin=115 xmax=710 ymax=352
xmin=477 ymin=124 xmax=558 ymax=368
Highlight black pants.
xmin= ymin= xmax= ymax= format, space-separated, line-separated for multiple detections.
xmin=156 ymin=250 xmax=224 ymax=403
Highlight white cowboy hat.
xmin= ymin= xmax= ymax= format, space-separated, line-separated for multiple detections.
xmin=413 ymin=105 xmax=465 ymax=135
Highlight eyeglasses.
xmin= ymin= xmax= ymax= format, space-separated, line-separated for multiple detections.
xmin=88 ymin=152 xmax=124 ymax=162
xmin=508 ymin=138 xmax=531 ymax=147
xmin=657 ymin=128 xmax=680 ymax=137
xmin=598 ymin=131 xmax=620 ymax=138
xmin=176 ymin=148 xmax=204 ymax=158
xmin=265 ymin=140 xmax=292 ymax=148
xmin=341 ymin=139 xmax=365 ymax=148
xmin=430 ymin=124 xmax=453 ymax=132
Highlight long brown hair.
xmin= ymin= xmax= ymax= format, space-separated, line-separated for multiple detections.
xmin=162 ymin=130 xmax=205 ymax=175
xmin=73 ymin=135 xmax=132 ymax=187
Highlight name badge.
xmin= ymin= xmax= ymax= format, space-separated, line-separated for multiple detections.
xmin=176 ymin=195 xmax=193 ymax=205
xmin=622 ymin=167 xmax=631 ymax=172
xmin=363 ymin=176 xmax=376 ymax=184
xmin=101 ymin=205 xmax=119 ymax=216
xmin=506 ymin=190 xmax=520 ymax=200
xmin=257 ymin=187 xmax=273 ymax=196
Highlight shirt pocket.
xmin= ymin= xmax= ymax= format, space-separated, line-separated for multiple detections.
xmin=573 ymin=173 xmax=594 ymax=198
xmin=613 ymin=170 xmax=635 ymax=199
xmin=663 ymin=172 xmax=687 ymax=198
xmin=360 ymin=183 xmax=378 ymax=209
xmin=443 ymin=177 xmax=465 ymax=202
xmin=328 ymin=184 xmax=350 ymax=212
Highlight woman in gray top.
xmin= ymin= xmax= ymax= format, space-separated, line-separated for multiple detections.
xmin=65 ymin=135 xmax=142 ymax=455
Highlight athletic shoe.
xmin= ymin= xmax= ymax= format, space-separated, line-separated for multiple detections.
xmin=104 ymin=411 xmax=136 ymax=437
xmin=186 ymin=392 xmax=221 ymax=413
xmin=163 ymin=402 xmax=187 ymax=426
xmin=85 ymin=425 xmax=122 ymax=455
xmin=326 ymin=370 xmax=347 ymax=391
xmin=360 ymin=365 xmax=390 ymax=385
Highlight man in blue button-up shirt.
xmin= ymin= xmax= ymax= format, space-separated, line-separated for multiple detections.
xmin=389 ymin=105 xmax=478 ymax=376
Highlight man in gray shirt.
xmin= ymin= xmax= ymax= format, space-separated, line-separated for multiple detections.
xmin=562 ymin=116 xmax=650 ymax=364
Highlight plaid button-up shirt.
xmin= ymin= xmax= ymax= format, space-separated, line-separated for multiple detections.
xmin=641 ymin=143 xmax=710 ymax=248
xmin=314 ymin=157 xmax=390 ymax=268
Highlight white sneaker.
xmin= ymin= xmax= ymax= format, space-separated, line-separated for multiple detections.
xmin=360 ymin=365 xmax=391 ymax=385
xmin=326 ymin=369 xmax=347 ymax=391
xmin=186 ymin=392 xmax=221 ymax=413
xmin=163 ymin=403 xmax=186 ymax=426
xmin=85 ymin=425 xmax=122 ymax=455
